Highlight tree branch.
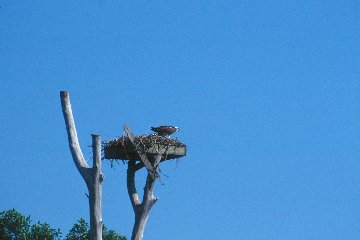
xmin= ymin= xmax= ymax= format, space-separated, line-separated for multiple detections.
xmin=60 ymin=91 xmax=103 ymax=240
xmin=60 ymin=91 xmax=91 ymax=181
xmin=127 ymin=160 xmax=141 ymax=210
xmin=142 ymin=154 xmax=161 ymax=208
xmin=123 ymin=125 xmax=156 ymax=179
xmin=124 ymin=125 xmax=162 ymax=240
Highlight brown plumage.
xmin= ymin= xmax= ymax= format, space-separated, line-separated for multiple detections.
xmin=151 ymin=126 xmax=179 ymax=137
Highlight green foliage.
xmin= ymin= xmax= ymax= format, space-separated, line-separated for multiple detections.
xmin=66 ymin=218 xmax=127 ymax=240
xmin=0 ymin=209 xmax=61 ymax=240
xmin=103 ymin=224 xmax=127 ymax=240
xmin=30 ymin=222 xmax=61 ymax=240
xmin=65 ymin=218 xmax=89 ymax=240
xmin=0 ymin=208 xmax=30 ymax=239
xmin=0 ymin=209 xmax=126 ymax=240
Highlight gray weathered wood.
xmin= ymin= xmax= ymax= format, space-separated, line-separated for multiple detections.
xmin=124 ymin=125 xmax=156 ymax=179
xmin=147 ymin=144 xmax=186 ymax=155
xmin=60 ymin=91 xmax=91 ymax=181
xmin=127 ymin=155 xmax=161 ymax=240
xmin=60 ymin=91 xmax=103 ymax=240
xmin=125 ymin=125 xmax=162 ymax=240
xmin=89 ymin=134 xmax=103 ymax=240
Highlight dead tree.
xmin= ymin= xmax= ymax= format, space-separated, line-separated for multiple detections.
xmin=60 ymin=91 xmax=104 ymax=240
xmin=124 ymin=125 xmax=161 ymax=240
xmin=102 ymin=126 xmax=186 ymax=240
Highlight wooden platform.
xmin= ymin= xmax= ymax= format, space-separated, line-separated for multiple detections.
xmin=103 ymin=135 xmax=186 ymax=161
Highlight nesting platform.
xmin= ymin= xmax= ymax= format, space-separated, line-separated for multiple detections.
xmin=103 ymin=134 xmax=186 ymax=161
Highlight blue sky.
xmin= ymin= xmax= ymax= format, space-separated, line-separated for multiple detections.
xmin=1 ymin=1 xmax=359 ymax=239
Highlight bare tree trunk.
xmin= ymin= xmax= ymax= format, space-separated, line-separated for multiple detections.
xmin=128 ymin=155 xmax=161 ymax=240
xmin=60 ymin=91 xmax=103 ymax=240
xmin=124 ymin=125 xmax=161 ymax=240
xmin=89 ymin=134 xmax=103 ymax=240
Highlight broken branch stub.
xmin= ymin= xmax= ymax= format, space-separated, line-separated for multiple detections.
xmin=123 ymin=125 xmax=154 ymax=173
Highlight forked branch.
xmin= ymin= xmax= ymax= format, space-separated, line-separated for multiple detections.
xmin=124 ymin=125 xmax=162 ymax=240
xmin=60 ymin=91 xmax=103 ymax=240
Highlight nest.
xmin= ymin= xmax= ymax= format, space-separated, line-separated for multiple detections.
xmin=103 ymin=134 xmax=186 ymax=161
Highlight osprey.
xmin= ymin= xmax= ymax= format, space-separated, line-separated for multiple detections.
xmin=151 ymin=126 xmax=179 ymax=137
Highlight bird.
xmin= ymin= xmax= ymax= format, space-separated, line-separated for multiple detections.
xmin=151 ymin=126 xmax=179 ymax=138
